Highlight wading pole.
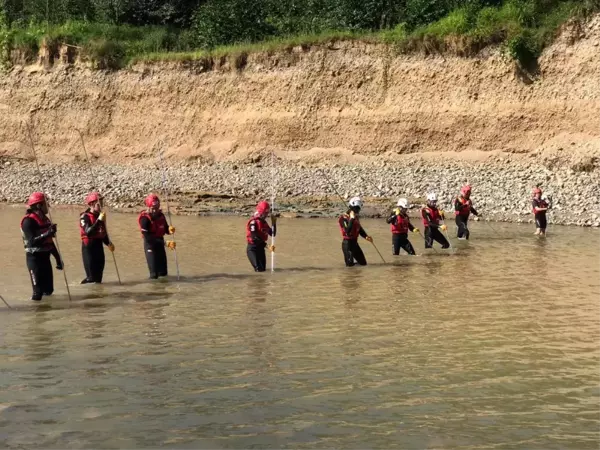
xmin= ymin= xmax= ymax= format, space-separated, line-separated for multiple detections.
xmin=270 ymin=151 xmax=276 ymax=273
xmin=157 ymin=143 xmax=180 ymax=280
xmin=0 ymin=294 xmax=12 ymax=309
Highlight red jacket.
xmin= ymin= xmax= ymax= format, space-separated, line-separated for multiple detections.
xmin=138 ymin=211 xmax=168 ymax=238
xmin=339 ymin=214 xmax=361 ymax=240
xmin=80 ymin=211 xmax=107 ymax=245
xmin=421 ymin=206 xmax=442 ymax=227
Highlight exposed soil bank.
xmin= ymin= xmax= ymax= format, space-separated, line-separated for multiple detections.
xmin=0 ymin=18 xmax=598 ymax=225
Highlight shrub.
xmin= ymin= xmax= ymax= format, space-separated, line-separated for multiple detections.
xmin=192 ymin=0 xmax=276 ymax=49
xmin=84 ymin=38 xmax=126 ymax=69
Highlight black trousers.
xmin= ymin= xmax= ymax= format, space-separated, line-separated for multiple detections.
xmin=247 ymin=244 xmax=267 ymax=272
xmin=535 ymin=213 xmax=547 ymax=230
xmin=392 ymin=233 xmax=416 ymax=255
xmin=144 ymin=240 xmax=168 ymax=279
xmin=82 ymin=240 xmax=105 ymax=283
xmin=424 ymin=227 xmax=450 ymax=249
xmin=342 ymin=239 xmax=367 ymax=267
xmin=455 ymin=215 xmax=470 ymax=239
xmin=26 ymin=252 xmax=53 ymax=301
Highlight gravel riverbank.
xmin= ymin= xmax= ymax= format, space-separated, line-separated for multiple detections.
xmin=1 ymin=154 xmax=599 ymax=227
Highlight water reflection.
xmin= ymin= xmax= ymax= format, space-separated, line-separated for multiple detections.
xmin=340 ymin=269 xmax=363 ymax=307
xmin=23 ymin=313 xmax=65 ymax=363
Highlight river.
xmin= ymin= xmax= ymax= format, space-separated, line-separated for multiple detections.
xmin=0 ymin=206 xmax=599 ymax=449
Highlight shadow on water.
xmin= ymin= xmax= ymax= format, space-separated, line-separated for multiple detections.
xmin=0 ymin=254 xmax=469 ymax=313
xmin=339 ymin=269 xmax=364 ymax=307
xmin=245 ymin=275 xmax=269 ymax=303
xmin=1 ymin=290 xmax=175 ymax=312
xmin=23 ymin=313 xmax=66 ymax=362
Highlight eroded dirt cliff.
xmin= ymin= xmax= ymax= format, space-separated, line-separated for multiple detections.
xmin=1 ymin=17 xmax=599 ymax=166
xmin=0 ymin=17 xmax=599 ymax=225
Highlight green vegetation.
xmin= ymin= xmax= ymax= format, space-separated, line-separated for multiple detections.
xmin=0 ymin=0 xmax=598 ymax=70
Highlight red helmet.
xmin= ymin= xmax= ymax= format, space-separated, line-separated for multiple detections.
xmin=85 ymin=192 xmax=101 ymax=205
xmin=27 ymin=192 xmax=46 ymax=206
xmin=532 ymin=187 xmax=542 ymax=196
xmin=256 ymin=201 xmax=270 ymax=215
xmin=145 ymin=194 xmax=160 ymax=208
xmin=461 ymin=185 xmax=472 ymax=195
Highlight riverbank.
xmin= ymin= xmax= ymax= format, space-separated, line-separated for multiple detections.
xmin=1 ymin=152 xmax=598 ymax=226
xmin=1 ymin=16 xmax=599 ymax=226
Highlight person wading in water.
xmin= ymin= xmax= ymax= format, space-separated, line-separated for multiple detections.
xmin=454 ymin=185 xmax=479 ymax=240
xmin=421 ymin=193 xmax=450 ymax=249
xmin=138 ymin=194 xmax=176 ymax=279
xmin=79 ymin=192 xmax=115 ymax=284
xmin=532 ymin=187 xmax=550 ymax=236
xmin=386 ymin=198 xmax=419 ymax=255
xmin=20 ymin=192 xmax=64 ymax=301
xmin=246 ymin=201 xmax=277 ymax=272
xmin=339 ymin=197 xmax=373 ymax=266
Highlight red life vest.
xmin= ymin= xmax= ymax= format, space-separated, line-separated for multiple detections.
xmin=246 ymin=216 xmax=271 ymax=244
xmin=138 ymin=211 xmax=168 ymax=238
xmin=20 ymin=212 xmax=53 ymax=252
xmin=455 ymin=196 xmax=472 ymax=217
xmin=421 ymin=206 xmax=441 ymax=227
xmin=532 ymin=198 xmax=548 ymax=214
xmin=390 ymin=214 xmax=410 ymax=234
xmin=339 ymin=214 xmax=361 ymax=240
xmin=79 ymin=211 xmax=107 ymax=245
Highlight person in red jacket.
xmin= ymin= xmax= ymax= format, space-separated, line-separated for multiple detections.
xmin=246 ymin=201 xmax=277 ymax=272
xmin=79 ymin=192 xmax=115 ymax=284
xmin=532 ymin=187 xmax=550 ymax=236
xmin=454 ymin=185 xmax=479 ymax=240
xmin=339 ymin=197 xmax=373 ymax=266
xmin=138 ymin=194 xmax=176 ymax=279
xmin=20 ymin=192 xmax=64 ymax=301
xmin=386 ymin=198 xmax=419 ymax=255
xmin=421 ymin=193 xmax=450 ymax=249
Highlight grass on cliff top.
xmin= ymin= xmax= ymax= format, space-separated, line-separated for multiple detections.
xmin=5 ymin=0 xmax=596 ymax=70
xmin=128 ymin=30 xmax=365 ymax=64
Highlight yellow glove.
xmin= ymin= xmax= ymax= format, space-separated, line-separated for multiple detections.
xmin=349 ymin=210 xmax=356 ymax=219
xmin=268 ymin=245 xmax=276 ymax=252
xmin=366 ymin=236 xmax=373 ymax=243
xmin=98 ymin=212 xmax=106 ymax=222
xmin=394 ymin=208 xmax=401 ymax=216
xmin=413 ymin=228 xmax=421 ymax=234
xmin=441 ymin=224 xmax=448 ymax=232
xmin=108 ymin=243 xmax=115 ymax=252
xmin=439 ymin=210 xmax=445 ymax=219
xmin=166 ymin=241 xmax=177 ymax=250
xmin=168 ymin=226 xmax=176 ymax=234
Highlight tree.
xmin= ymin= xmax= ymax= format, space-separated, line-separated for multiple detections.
xmin=193 ymin=0 xmax=275 ymax=48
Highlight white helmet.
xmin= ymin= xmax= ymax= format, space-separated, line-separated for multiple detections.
xmin=427 ymin=192 xmax=437 ymax=202
xmin=348 ymin=196 xmax=363 ymax=209
xmin=397 ymin=198 xmax=409 ymax=208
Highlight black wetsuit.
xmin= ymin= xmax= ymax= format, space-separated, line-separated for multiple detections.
xmin=21 ymin=212 xmax=62 ymax=301
xmin=533 ymin=198 xmax=549 ymax=230
xmin=80 ymin=210 xmax=111 ymax=283
xmin=386 ymin=213 xmax=416 ymax=255
xmin=454 ymin=197 xmax=478 ymax=240
xmin=421 ymin=207 xmax=450 ymax=249
xmin=339 ymin=214 xmax=368 ymax=266
xmin=139 ymin=213 xmax=171 ymax=279
xmin=246 ymin=217 xmax=276 ymax=272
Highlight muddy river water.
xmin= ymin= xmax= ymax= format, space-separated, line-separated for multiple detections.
xmin=0 ymin=206 xmax=599 ymax=449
